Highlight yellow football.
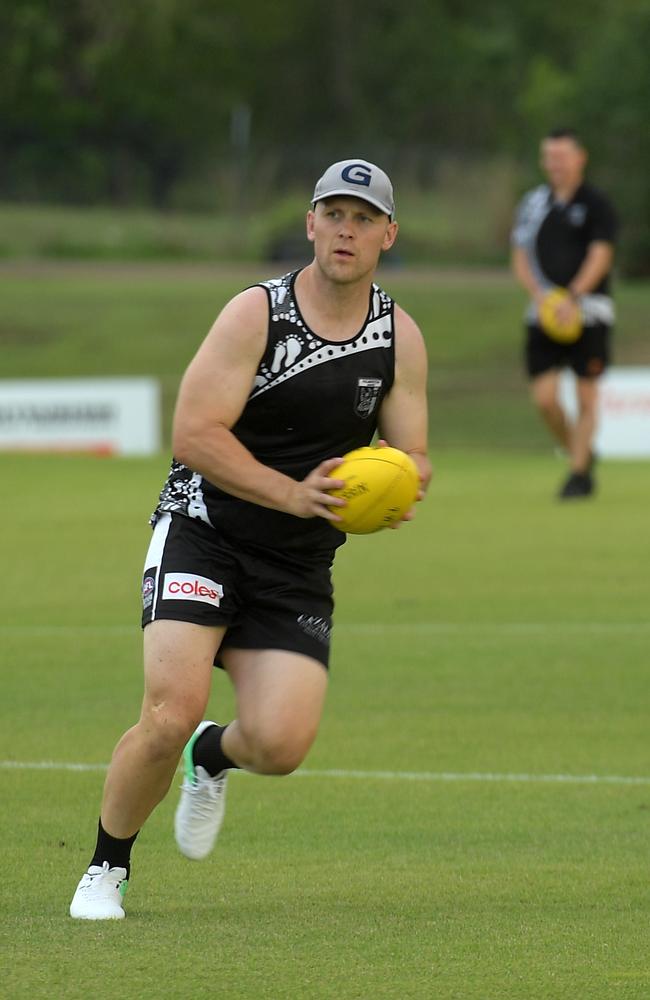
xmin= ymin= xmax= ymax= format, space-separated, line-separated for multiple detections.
xmin=327 ymin=446 xmax=420 ymax=534
xmin=539 ymin=288 xmax=583 ymax=344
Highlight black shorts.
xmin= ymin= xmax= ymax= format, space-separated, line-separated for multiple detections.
xmin=525 ymin=322 xmax=612 ymax=379
xmin=141 ymin=513 xmax=334 ymax=668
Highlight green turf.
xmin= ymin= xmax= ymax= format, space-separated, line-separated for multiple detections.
xmin=2 ymin=263 xmax=649 ymax=996
xmin=1 ymin=263 xmax=649 ymax=448
xmin=0 ymin=189 xmax=513 ymax=266
xmin=2 ymin=450 xmax=650 ymax=999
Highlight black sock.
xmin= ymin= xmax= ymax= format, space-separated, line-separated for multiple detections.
xmin=89 ymin=818 xmax=138 ymax=878
xmin=193 ymin=723 xmax=239 ymax=777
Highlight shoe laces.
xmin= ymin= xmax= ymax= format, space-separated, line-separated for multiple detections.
xmin=82 ymin=861 xmax=126 ymax=893
xmin=184 ymin=770 xmax=226 ymax=813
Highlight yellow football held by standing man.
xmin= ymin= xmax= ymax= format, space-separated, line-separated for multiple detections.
xmin=539 ymin=287 xmax=583 ymax=344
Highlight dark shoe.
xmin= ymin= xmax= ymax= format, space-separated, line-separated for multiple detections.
xmin=558 ymin=472 xmax=595 ymax=500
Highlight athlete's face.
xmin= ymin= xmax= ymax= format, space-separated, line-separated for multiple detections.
xmin=306 ymin=197 xmax=398 ymax=283
xmin=540 ymin=138 xmax=587 ymax=192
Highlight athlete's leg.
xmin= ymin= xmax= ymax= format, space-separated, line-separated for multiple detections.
xmin=221 ymin=648 xmax=328 ymax=775
xmin=530 ymin=370 xmax=571 ymax=450
xmin=100 ymin=619 xmax=226 ymax=838
xmin=172 ymin=648 xmax=327 ymax=862
xmin=571 ymin=377 xmax=599 ymax=473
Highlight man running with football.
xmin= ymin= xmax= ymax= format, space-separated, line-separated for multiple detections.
xmin=69 ymin=159 xmax=430 ymax=919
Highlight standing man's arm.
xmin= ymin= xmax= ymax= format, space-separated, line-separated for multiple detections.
xmin=514 ymin=240 xmax=614 ymax=327
xmin=566 ymin=241 xmax=614 ymax=298
xmin=569 ymin=188 xmax=618 ymax=298
xmin=510 ymin=191 xmax=546 ymax=309
xmin=511 ymin=246 xmax=545 ymax=307
xmin=377 ymin=306 xmax=432 ymax=498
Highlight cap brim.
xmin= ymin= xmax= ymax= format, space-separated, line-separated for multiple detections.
xmin=312 ymin=189 xmax=392 ymax=216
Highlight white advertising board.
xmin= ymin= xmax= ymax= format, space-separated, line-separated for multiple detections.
xmin=0 ymin=378 xmax=161 ymax=455
xmin=559 ymin=367 xmax=650 ymax=458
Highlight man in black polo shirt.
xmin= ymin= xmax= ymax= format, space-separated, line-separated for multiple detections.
xmin=511 ymin=128 xmax=618 ymax=498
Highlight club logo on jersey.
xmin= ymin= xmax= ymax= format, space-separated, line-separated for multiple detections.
xmin=342 ymin=163 xmax=372 ymax=187
xmin=141 ymin=571 xmax=156 ymax=611
xmin=162 ymin=573 xmax=223 ymax=606
xmin=354 ymin=377 xmax=383 ymax=418
xmin=568 ymin=203 xmax=587 ymax=227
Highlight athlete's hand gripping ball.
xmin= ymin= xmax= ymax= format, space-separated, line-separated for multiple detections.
xmin=539 ymin=288 xmax=583 ymax=344
xmin=326 ymin=446 xmax=420 ymax=534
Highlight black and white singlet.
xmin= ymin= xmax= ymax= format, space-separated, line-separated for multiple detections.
xmin=153 ymin=269 xmax=396 ymax=556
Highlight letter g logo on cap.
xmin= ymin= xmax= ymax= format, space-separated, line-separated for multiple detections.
xmin=341 ymin=163 xmax=372 ymax=187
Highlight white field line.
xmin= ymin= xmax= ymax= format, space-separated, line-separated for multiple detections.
xmin=2 ymin=759 xmax=650 ymax=787
xmin=1 ymin=622 xmax=649 ymax=636
xmin=337 ymin=623 xmax=650 ymax=635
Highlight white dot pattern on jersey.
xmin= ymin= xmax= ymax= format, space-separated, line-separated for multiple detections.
xmin=252 ymin=273 xmax=393 ymax=400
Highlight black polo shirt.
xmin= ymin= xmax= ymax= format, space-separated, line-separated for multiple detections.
xmin=512 ymin=182 xmax=618 ymax=294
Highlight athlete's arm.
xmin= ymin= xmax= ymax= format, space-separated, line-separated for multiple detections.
xmin=172 ymin=287 xmax=345 ymax=521
xmin=567 ymin=241 xmax=614 ymax=298
xmin=377 ymin=306 xmax=432 ymax=498
xmin=511 ymin=246 xmax=545 ymax=305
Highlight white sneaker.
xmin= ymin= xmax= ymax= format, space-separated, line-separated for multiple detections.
xmin=69 ymin=861 xmax=128 ymax=920
xmin=174 ymin=720 xmax=228 ymax=861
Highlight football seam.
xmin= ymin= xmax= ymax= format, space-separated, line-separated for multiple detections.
xmin=345 ymin=467 xmax=413 ymax=532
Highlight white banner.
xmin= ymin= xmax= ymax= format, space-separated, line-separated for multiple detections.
xmin=0 ymin=377 xmax=161 ymax=455
xmin=559 ymin=367 xmax=650 ymax=458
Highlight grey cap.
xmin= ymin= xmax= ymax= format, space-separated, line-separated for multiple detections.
xmin=312 ymin=159 xmax=395 ymax=217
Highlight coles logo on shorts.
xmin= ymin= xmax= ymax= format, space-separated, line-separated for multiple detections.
xmin=162 ymin=573 xmax=223 ymax=607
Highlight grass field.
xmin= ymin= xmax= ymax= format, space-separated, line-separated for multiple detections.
xmin=2 ymin=449 xmax=650 ymax=1000
xmin=1 ymin=261 xmax=649 ymax=451
xmin=0 ymin=176 xmax=515 ymax=266
xmin=2 ymin=263 xmax=650 ymax=998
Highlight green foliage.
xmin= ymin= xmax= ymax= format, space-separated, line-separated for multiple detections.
xmin=569 ymin=1 xmax=650 ymax=275
xmin=516 ymin=56 xmax=576 ymax=137
xmin=1 ymin=2 xmax=648 ymax=269
xmin=1 ymin=0 xmax=648 ymax=268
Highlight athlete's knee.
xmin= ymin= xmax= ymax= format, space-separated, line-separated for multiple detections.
xmin=138 ymin=699 xmax=203 ymax=761
xmin=239 ymin=723 xmax=311 ymax=775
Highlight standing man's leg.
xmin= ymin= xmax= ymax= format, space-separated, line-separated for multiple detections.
xmin=529 ymin=368 xmax=597 ymax=499
xmin=557 ymin=323 xmax=609 ymax=498
xmin=571 ymin=377 xmax=599 ymax=474
xmin=70 ymin=620 xmax=224 ymax=919
xmin=530 ymin=370 xmax=570 ymax=451
xmin=555 ymin=374 xmax=600 ymax=499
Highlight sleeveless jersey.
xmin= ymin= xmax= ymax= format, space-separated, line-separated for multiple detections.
xmin=153 ymin=269 xmax=396 ymax=557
